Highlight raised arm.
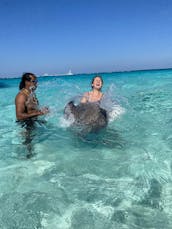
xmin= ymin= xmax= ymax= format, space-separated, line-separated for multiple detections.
xmin=80 ymin=92 xmax=89 ymax=103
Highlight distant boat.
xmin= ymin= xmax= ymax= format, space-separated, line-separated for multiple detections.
xmin=67 ymin=69 xmax=73 ymax=75
xmin=42 ymin=73 xmax=49 ymax=76
xmin=42 ymin=69 xmax=73 ymax=77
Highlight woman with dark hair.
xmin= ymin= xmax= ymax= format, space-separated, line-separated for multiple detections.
xmin=81 ymin=75 xmax=104 ymax=103
xmin=15 ymin=72 xmax=48 ymax=121
xmin=15 ymin=73 xmax=49 ymax=158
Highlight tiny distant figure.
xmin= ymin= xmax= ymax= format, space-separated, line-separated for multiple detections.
xmin=81 ymin=75 xmax=104 ymax=103
xmin=15 ymin=72 xmax=49 ymax=158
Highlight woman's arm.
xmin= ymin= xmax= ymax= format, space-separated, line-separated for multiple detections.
xmin=80 ymin=92 xmax=89 ymax=103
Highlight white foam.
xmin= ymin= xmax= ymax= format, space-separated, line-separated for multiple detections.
xmin=32 ymin=160 xmax=55 ymax=175
xmin=40 ymin=205 xmax=75 ymax=229
xmin=108 ymin=104 xmax=125 ymax=122
xmin=59 ymin=116 xmax=75 ymax=128
xmin=92 ymin=201 xmax=114 ymax=218
xmin=82 ymin=173 xmax=102 ymax=181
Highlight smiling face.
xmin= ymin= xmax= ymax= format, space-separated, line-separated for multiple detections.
xmin=92 ymin=76 xmax=103 ymax=90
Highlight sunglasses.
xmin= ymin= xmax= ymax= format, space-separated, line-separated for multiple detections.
xmin=30 ymin=79 xmax=38 ymax=83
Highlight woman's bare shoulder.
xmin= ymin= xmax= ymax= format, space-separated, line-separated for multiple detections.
xmin=81 ymin=92 xmax=90 ymax=103
xmin=83 ymin=91 xmax=90 ymax=96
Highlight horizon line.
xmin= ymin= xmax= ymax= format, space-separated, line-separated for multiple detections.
xmin=0 ymin=67 xmax=172 ymax=79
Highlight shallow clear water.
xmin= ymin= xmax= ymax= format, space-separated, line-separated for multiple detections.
xmin=1 ymin=69 xmax=172 ymax=228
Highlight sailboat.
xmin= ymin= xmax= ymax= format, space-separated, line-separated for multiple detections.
xmin=67 ymin=69 xmax=73 ymax=75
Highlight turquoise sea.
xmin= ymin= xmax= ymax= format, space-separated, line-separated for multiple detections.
xmin=0 ymin=69 xmax=172 ymax=228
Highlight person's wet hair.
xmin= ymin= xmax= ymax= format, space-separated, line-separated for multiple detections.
xmin=91 ymin=75 xmax=103 ymax=89
xmin=19 ymin=73 xmax=36 ymax=90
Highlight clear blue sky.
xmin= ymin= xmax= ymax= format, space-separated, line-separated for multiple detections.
xmin=0 ymin=0 xmax=172 ymax=77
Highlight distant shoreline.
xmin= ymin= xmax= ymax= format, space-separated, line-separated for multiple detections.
xmin=0 ymin=67 xmax=172 ymax=79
